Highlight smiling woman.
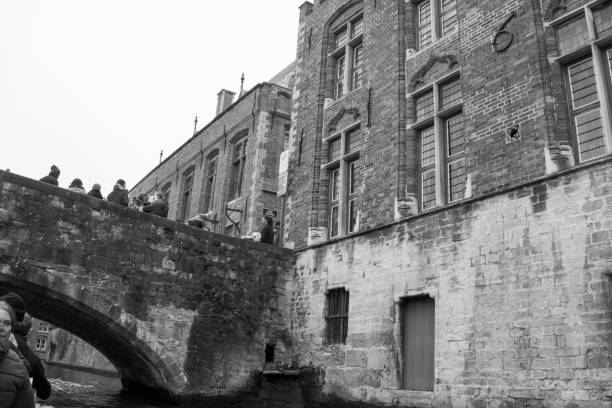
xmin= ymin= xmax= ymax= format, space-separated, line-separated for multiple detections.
xmin=0 ymin=302 xmax=35 ymax=408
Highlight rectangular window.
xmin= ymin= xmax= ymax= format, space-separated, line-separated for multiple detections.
xmin=417 ymin=1 xmax=432 ymax=50
xmin=229 ymin=138 xmax=247 ymax=200
xmin=415 ymin=75 xmax=464 ymax=210
xmin=594 ymin=2 xmax=612 ymax=38
xmin=35 ymin=337 xmax=47 ymax=351
xmin=440 ymin=0 xmax=457 ymax=37
xmin=331 ymin=14 xmax=364 ymax=100
xmin=203 ymin=156 xmax=217 ymax=212
xmin=326 ymin=125 xmax=362 ymax=238
xmin=401 ymin=297 xmax=435 ymax=391
xmin=326 ymin=288 xmax=349 ymax=344
xmin=38 ymin=322 xmax=50 ymax=333
xmin=178 ymin=169 xmax=194 ymax=222
xmin=557 ymin=16 xmax=590 ymax=55
xmin=416 ymin=0 xmax=456 ymax=50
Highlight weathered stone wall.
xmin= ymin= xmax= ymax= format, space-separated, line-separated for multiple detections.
xmin=0 ymin=170 xmax=295 ymax=399
xmin=46 ymin=328 xmax=117 ymax=373
xmin=131 ymin=82 xmax=291 ymax=237
xmin=291 ymin=159 xmax=612 ymax=407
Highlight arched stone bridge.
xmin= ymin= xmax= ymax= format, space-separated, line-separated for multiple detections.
xmin=0 ymin=170 xmax=294 ymax=400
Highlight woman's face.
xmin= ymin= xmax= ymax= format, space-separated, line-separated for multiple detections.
xmin=0 ymin=309 xmax=11 ymax=339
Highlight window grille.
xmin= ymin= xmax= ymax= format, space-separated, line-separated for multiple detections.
xmin=326 ymin=288 xmax=349 ymax=344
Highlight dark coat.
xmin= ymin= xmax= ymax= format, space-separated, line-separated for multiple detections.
xmin=11 ymin=334 xmax=50 ymax=400
xmin=260 ymin=224 xmax=275 ymax=244
xmin=143 ymin=199 xmax=169 ymax=218
xmin=39 ymin=174 xmax=58 ymax=186
xmin=87 ymin=189 xmax=103 ymax=199
xmin=107 ymin=184 xmax=129 ymax=206
xmin=0 ymin=339 xmax=34 ymax=408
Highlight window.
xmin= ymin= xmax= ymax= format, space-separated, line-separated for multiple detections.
xmin=325 ymin=125 xmax=362 ymax=238
xmin=401 ymin=296 xmax=435 ymax=391
xmin=555 ymin=3 xmax=612 ymax=163
xmin=35 ymin=337 xmax=47 ymax=351
xmin=331 ymin=14 xmax=364 ymax=99
xmin=37 ymin=322 xmax=50 ymax=333
xmin=229 ymin=137 xmax=247 ymax=200
xmin=325 ymin=288 xmax=349 ymax=344
xmin=178 ymin=167 xmax=194 ymax=222
xmin=203 ymin=154 xmax=218 ymax=212
xmin=161 ymin=182 xmax=171 ymax=203
xmin=413 ymin=75 xmax=465 ymax=210
xmin=415 ymin=0 xmax=457 ymax=50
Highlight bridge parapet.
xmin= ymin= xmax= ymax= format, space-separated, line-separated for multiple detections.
xmin=0 ymin=170 xmax=295 ymax=399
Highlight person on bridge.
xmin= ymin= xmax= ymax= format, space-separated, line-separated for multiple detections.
xmin=259 ymin=216 xmax=275 ymax=244
xmin=39 ymin=165 xmax=60 ymax=186
xmin=0 ymin=293 xmax=51 ymax=401
xmin=0 ymin=302 xmax=35 ymax=408
xmin=107 ymin=179 xmax=129 ymax=206
xmin=87 ymin=183 xmax=104 ymax=199
xmin=67 ymin=178 xmax=86 ymax=194
xmin=143 ymin=192 xmax=169 ymax=218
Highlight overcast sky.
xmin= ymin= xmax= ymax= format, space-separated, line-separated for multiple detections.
xmin=0 ymin=1 xmax=302 ymax=196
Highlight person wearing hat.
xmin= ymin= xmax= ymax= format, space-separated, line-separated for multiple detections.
xmin=39 ymin=165 xmax=60 ymax=186
xmin=67 ymin=178 xmax=86 ymax=194
xmin=107 ymin=179 xmax=129 ymax=206
xmin=87 ymin=183 xmax=103 ymax=199
xmin=0 ymin=293 xmax=51 ymax=401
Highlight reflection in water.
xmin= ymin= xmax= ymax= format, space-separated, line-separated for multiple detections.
xmin=39 ymin=365 xmax=173 ymax=408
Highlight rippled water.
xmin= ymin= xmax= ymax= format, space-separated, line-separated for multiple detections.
xmin=38 ymin=365 xmax=174 ymax=408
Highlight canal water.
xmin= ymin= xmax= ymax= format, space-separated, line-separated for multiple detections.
xmin=39 ymin=365 xmax=175 ymax=408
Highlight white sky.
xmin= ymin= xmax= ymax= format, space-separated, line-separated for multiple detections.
xmin=0 ymin=1 xmax=302 ymax=196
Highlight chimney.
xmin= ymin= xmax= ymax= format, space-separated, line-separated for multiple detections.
xmin=216 ymin=89 xmax=235 ymax=116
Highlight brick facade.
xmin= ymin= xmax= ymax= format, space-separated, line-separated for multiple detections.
xmin=131 ymin=81 xmax=292 ymax=239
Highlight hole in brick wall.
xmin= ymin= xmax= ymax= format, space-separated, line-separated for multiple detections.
xmin=265 ymin=343 xmax=275 ymax=363
xmin=506 ymin=124 xmax=520 ymax=144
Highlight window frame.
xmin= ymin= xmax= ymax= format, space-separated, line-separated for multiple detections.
xmin=411 ymin=71 xmax=465 ymax=210
xmin=35 ymin=336 xmax=47 ymax=351
xmin=203 ymin=153 xmax=218 ymax=212
xmin=330 ymin=14 xmax=364 ymax=99
xmin=325 ymin=288 xmax=349 ymax=345
xmin=415 ymin=0 xmax=458 ymax=51
xmin=178 ymin=167 xmax=195 ymax=222
xmin=323 ymin=123 xmax=362 ymax=238
xmin=228 ymin=136 xmax=248 ymax=201
xmin=552 ymin=1 xmax=612 ymax=164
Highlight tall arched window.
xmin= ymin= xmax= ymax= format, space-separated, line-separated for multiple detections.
xmin=330 ymin=13 xmax=363 ymax=99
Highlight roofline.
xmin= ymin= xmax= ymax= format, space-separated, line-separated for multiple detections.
xmin=131 ymin=81 xmax=291 ymax=192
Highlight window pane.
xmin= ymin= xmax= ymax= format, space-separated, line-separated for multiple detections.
xmin=326 ymin=289 xmax=349 ymax=344
xmin=418 ymin=1 xmax=432 ymax=49
xmin=575 ymin=109 xmax=607 ymax=161
xmin=594 ymin=2 xmax=612 ymax=38
xmin=335 ymin=28 xmax=347 ymax=49
xmin=556 ymin=16 xmax=590 ymax=55
xmin=440 ymin=0 xmax=457 ymax=36
xmin=345 ymin=127 xmax=362 ymax=154
xmin=448 ymin=158 xmax=466 ymax=202
xmin=446 ymin=114 xmax=464 ymax=157
xmin=352 ymin=44 xmax=364 ymax=90
xmin=568 ymin=58 xmax=599 ymax=109
xmin=349 ymin=160 xmax=362 ymax=195
xmin=439 ymin=78 xmax=462 ymax=110
xmin=330 ymin=205 xmax=339 ymax=237
xmin=421 ymin=127 xmax=436 ymax=167
xmin=348 ymin=199 xmax=358 ymax=233
xmin=328 ymin=137 xmax=341 ymax=162
xmin=330 ymin=168 xmax=339 ymax=202
xmin=608 ymin=49 xmax=612 ymax=82
xmin=422 ymin=169 xmax=437 ymax=210
xmin=351 ymin=16 xmax=363 ymax=38
xmin=415 ymin=91 xmax=434 ymax=121
xmin=335 ymin=55 xmax=345 ymax=98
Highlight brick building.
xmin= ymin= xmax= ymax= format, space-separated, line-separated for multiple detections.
xmin=130 ymin=68 xmax=294 ymax=238
xmin=282 ymin=0 xmax=612 ymax=407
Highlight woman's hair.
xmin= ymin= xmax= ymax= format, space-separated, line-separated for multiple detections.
xmin=0 ymin=301 xmax=15 ymax=330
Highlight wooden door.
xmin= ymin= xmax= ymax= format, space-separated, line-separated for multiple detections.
xmin=401 ymin=296 xmax=435 ymax=391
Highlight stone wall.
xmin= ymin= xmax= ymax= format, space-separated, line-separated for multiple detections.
xmin=0 ymin=169 xmax=295 ymax=398
xmin=290 ymin=159 xmax=612 ymax=407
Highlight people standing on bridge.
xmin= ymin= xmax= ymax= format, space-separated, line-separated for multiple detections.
xmin=67 ymin=178 xmax=86 ymax=194
xmin=107 ymin=179 xmax=129 ymax=206
xmin=0 ymin=293 xmax=51 ymax=401
xmin=143 ymin=192 xmax=169 ymax=218
xmin=39 ymin=165 xmax=60 ymax=186
xmin=87 ymin=183 xmax=103 ymax=199
xmin=0 ymin=302 xmax=35 ymax=408
xmin=259 ymin=216 xmax=275 ymax=244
